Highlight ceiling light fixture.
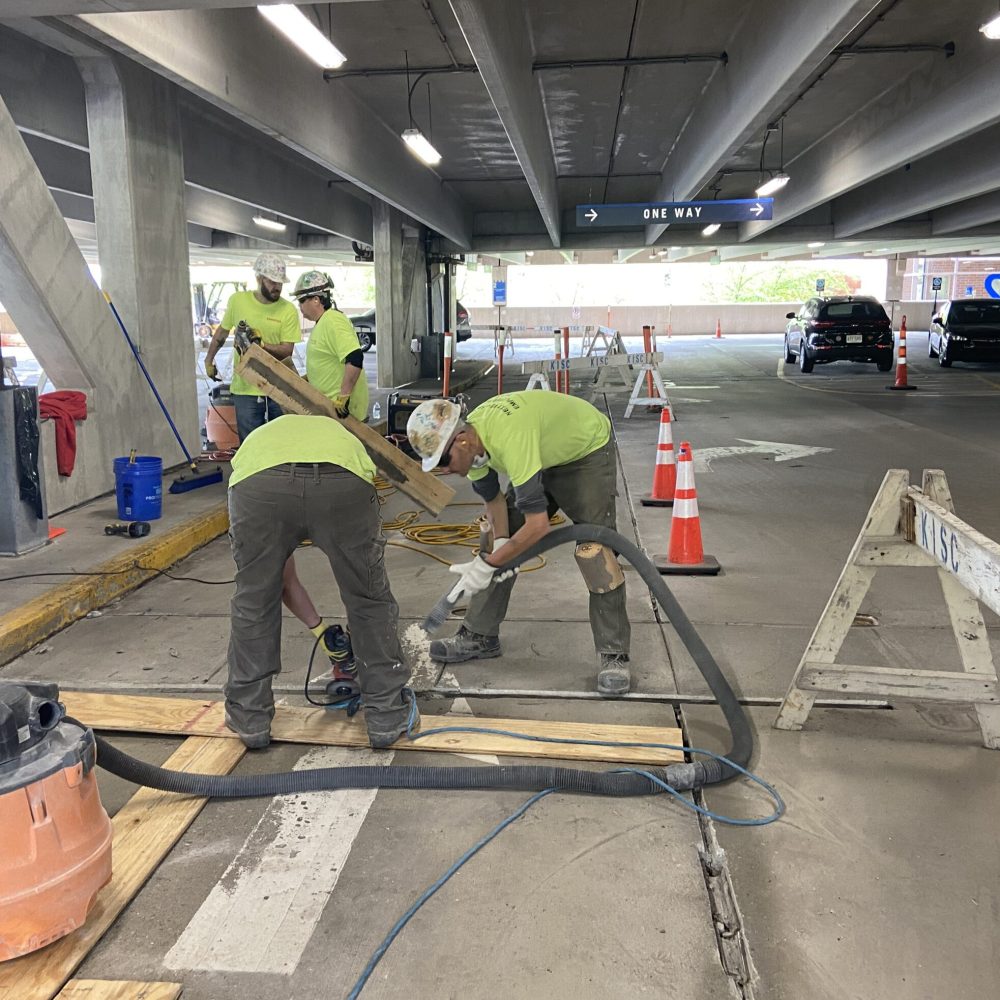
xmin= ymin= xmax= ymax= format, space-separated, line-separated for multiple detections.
xmin=258 ymin=5 xmax=346 ymax=69
xmin=702 ymin=223 xmax=721 ymax=236
xmin=755 ymin=118 xmax=790 ymax=198
xmin=401 ymin=50 xmax=442 ymax=166
xmin=807 ymin=241 xmax=826 ymax=248
xmin=981 ymin=12 xmax=1000 ymax=38
xmin=252 ymin=215 xmax=287 ymax=232
xmin=526 ymin=250 xmax=535 ymax=257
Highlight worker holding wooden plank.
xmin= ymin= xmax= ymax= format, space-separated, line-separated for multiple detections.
xmin=406 ymin=393 xmax=633 ymax=696
xmin=224 ymin=414 xmax=415 ymax=750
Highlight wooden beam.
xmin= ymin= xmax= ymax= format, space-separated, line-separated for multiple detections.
xmin=798 ymin=663 xmax=999 ymax=704
xmin=57 ymin=982 xmax=183 ymax=1000
xmin=0 ymin=737 xmax=245 ymax=1000
xmin=521 ymin=351 xmax=664 ymax=375
xmin=60 ymin=691 xmax=683 ymax=766
xmin=235 ymin=345 xmax=454 ymax=516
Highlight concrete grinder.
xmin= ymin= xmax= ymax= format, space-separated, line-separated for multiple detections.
xmin=0 ymin=682 xmax=112 ymax=962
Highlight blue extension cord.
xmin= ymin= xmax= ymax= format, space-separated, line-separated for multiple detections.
xmin=342 ymin=690 xmax=784 ymax=998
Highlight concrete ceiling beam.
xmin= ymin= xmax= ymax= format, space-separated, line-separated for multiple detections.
xmin=448 ymin=0 xmax=561 ymax=247
xmin=62 ymin=7 xmax=471 ymax=246
xmin=646 ymin=0 xmax=880 ymax=244
xmin=833 ymin=129 xmax=1000 ymax=238
xmin=1 ymin=1 xmax=374 ymax=17
xmin=740 ymin=32 xmax=1000 ymax=242
xmin=933 ymin=189 xmax=1000 ymax=236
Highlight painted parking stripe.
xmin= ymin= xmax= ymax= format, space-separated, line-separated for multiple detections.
xmin=164 ymin=744 xmax=383 ymax=975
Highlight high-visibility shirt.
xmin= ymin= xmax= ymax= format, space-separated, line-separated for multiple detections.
xmin=220 ymin=290 xmax=301 ymax=396
xmin=229 ymin=414 xmax=376 ymax=488
xmin=305 ymin=308 xmax=369 ymax=420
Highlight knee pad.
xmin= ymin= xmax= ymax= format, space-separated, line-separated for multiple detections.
xmin=574 ymin=543 xmax=625 ymax=594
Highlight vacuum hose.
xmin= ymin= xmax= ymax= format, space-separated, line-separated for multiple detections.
xmin=92 ymin=524 xmax=752 ymax=798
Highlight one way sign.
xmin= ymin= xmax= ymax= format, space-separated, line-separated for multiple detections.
xmin=576 ymin=198 xmax=774 ymax=228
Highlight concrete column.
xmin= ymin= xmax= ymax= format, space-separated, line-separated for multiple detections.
xmin=373 ymin=202 xmax=424 ymax=388
xmin=886 ymin=258 xmax=906 ymax=330
xmin=78 ymin=55 xmax=198 ymax=446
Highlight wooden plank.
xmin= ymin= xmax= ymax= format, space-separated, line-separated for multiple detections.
xmin=0 ymin=504 xmax=229 ymax=667
xmin=60 ymin=691 xmax=683 ymax=766
xmin=856 ymin=538 xmax=936 ymax=567
xmin=909 ymin=487 xmax=1000 ymax=619
xmin=235 ymin=344 xmax=454 ymax=516
xmin=57 ymin=982 xmax=182 ymax=1000
xmin=798 ymin=663 xmax=999 ymax=703
xmin=520 ymin=351 xmax=663 ymax=374
xmin=0 ymin=737 xmax=244 ymax=1000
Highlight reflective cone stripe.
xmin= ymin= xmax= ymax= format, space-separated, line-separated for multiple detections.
xmin=667 ymin=442 xmax=706 ymax=564
xmin=649 ymin=408 xmax=676 ymax=500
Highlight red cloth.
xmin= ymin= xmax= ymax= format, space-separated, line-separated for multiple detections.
xmin=39 ymin=390 xmax=88 ymax=477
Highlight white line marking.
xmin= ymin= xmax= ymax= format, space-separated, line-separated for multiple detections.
xmin=438 ymin=667 xmax=500 ymax=765
xmin=164 ymin=744 xmax=383 ymax=975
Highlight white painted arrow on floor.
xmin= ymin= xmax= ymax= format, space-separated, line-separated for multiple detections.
xmin=693 ymin=439 xmax=832 ymax=472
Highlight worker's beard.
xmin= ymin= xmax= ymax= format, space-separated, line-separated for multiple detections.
xmin=259 ymin=280 xmax=281 ymax=303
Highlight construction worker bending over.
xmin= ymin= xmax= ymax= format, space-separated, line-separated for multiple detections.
xmin=292 ymin=270 xmax=369 ymax=421
xmin=206 ymin=256 xmax=349 ymax=686
xmin=406 ymin=392 xmax=632 ymax=696
xmin=224 ymin=414 xmax=414 ymax=750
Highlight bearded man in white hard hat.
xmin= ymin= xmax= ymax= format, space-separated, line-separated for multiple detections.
xmin=204 ymin=253 xmax=301 ymax=441
xmin=406 ymin=392 xmax=632 ymax=696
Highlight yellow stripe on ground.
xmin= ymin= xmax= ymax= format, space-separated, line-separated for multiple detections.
xmin=0 ymin=503 xmax=229 ymax=667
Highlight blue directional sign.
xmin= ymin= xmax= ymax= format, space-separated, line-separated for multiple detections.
xmin=815 ymin=278 xmax=826 ymax=292
xmin=576 ymin=198 xmax=773 ymax=228
xmin=492 ymin=279 xmax=507 ymax=306
xmin=931 ymin=276 xmax=943 ymax=291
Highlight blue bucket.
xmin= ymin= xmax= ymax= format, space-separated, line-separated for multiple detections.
xmin=114 ymin=455 xmax=163 ymax=521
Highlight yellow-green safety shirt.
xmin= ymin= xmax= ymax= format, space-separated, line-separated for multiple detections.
xmin=229 ymin=415 xmax=376 ymax=488
xmin=305 ymin=308 xmax=370 ymax=420
xmin=466 ymin=391 xmax=611 ymax=513
xmin=221 ymin=290 xmax=301 ymax=396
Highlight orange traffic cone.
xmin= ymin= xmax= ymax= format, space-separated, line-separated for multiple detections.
xmin=641 ymin=407 xmax=676 ymax=507
xmin=886 ymin=314 xmax=917 ymax=391
xmin=653 ymin=442 xmax=721 ymax=575
xmin=714 ymin=318 xmax=723 ymax=339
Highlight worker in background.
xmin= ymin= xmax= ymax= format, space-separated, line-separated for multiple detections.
xmin=204 ymin=252 xmax=300 ymax=440
xmin=205 ymin=255 xmax=348 ymax=695
xmin=292 ymin=269 xmax=369 ymax=421
xmin=406 ymin=392 xmax=633 ymax=696
xmin=224 ymin=414 xmax=414 ymax=750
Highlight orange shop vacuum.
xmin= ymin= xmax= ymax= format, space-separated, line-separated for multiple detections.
xmin=0 ymin=682 xmax=112 ymax=962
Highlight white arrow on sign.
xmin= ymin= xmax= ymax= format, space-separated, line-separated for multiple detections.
xmin=750 ymin=202 xmax=765 ymax=217
xmin=693 ymin=439 xmax=832 ymax=472
xmin=585 ymin=208 xmax=598 ymax=222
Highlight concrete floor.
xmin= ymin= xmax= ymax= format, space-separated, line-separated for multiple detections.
xmin=4 ymin=331 xmax=1000 ymax=998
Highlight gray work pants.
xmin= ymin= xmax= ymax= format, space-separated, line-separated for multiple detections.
xmin=464 ymin=440 xmax=631 ymax=656
xmin=225 ymin=464 xmax=406 ymax=736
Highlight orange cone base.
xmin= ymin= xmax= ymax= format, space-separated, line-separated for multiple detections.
xmin=640 ymin=494 xmax=674 ymax=507
xmin=885 ymin=383 xmax=918 ymax=391
xmin=653 ymin=553 xmax=721 ymax=575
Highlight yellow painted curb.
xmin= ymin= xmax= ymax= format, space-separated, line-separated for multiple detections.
xmin=0 ymin=502 xmax=229 ymax=667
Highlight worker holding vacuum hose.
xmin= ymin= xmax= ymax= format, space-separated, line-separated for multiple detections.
xmin=406 ymin=393 xmax=632 ymax=696
xmin=224 ymin=414 xmax=414 ymax=750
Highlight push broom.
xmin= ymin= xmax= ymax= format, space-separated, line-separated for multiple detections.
xmin=104 ymin=291 xmax=223 ymax=493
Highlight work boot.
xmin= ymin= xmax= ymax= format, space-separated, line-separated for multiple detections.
xmin=429 ymin=625 xmax=502 ymax=663
xmin=367 ymin=699 xmax=421 ymax=749
xmin=224 ymin=712 xmax=271 ymax=750
xmin=597 ymin=653 xmax=631 ymax=697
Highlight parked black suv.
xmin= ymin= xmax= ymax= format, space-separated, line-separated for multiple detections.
xmin=349 ymin=301 xmax=472 ymax=352
xmin=784 ymin=296 xmax=893 ymax=373
xmin=928 ymin=299 xmax=1000 ymax=367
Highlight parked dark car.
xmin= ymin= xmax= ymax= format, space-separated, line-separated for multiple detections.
xmin=928 ymin=299 xmax=1000 ymax=367
xmin=783 ymin=296 xmax=893 ymax=373
xmin=349 ymin=301 xmax=472 ymax=352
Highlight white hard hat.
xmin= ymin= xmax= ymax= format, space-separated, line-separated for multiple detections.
xmin=253 ymin=253 xmax=287 ymax=284
xmin=406 ymin=399 xmax=462 ymax=472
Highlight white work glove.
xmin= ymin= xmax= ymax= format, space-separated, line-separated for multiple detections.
xmin=447 ymin=553 xmax=496 ymax=603
xmin=490 ymin=537 xmax=511 ymax=558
